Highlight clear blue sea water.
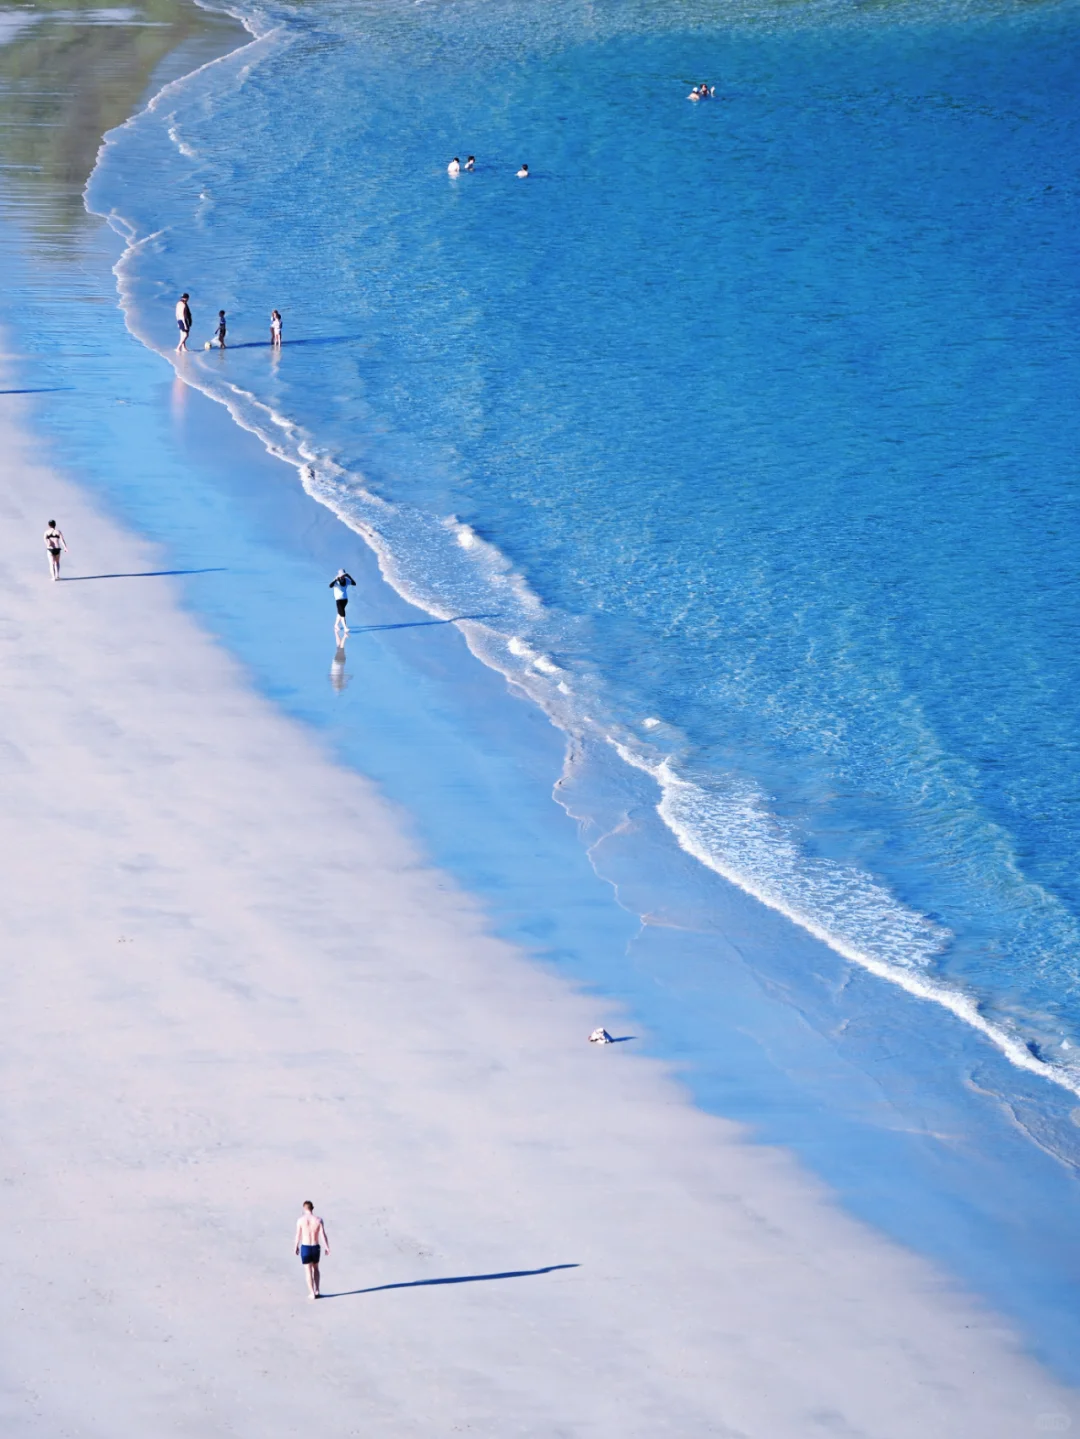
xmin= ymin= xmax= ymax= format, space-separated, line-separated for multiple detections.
xmin=90 ymin=0 xmax=1080 ymax=1087
xmin=5 ymin=0 xmax=1080 ymax=1381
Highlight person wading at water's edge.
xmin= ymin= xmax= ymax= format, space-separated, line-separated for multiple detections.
xmin=330 ymin=568 xmax=357 ymax=636
xmin=175 ymin=292 xmax=192 ymax=352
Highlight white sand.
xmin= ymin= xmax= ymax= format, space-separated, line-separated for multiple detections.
xmin=0 ymin=399 xmax=1072 ymax=1437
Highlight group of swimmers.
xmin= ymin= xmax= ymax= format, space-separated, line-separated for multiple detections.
xmin=174 ymin=293 xmax=283 ymax=352
xmin=449 ymin=84 xmax=715 ymax=182
xmin=447 ymin=155 xmax=529 ymax=179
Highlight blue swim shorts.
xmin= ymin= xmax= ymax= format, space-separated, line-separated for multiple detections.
xmin=300 ymin=1244 xmax=321 ymax=1265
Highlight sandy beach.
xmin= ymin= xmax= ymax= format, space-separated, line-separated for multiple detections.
xmin=0 ymin=390 xmax=1075 ymax=1434
xmin=1 ymin=0 xmax=1078 ymax=1430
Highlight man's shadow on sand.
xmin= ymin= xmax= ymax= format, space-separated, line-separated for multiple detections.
xmin=320 ymin=1263 xmax=578 ymax=1300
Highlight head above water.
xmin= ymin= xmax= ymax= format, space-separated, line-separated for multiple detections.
xmin=303 ymin=1200 xmax=314 ymax=1211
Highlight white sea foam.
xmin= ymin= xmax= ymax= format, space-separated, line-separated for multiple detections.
xmin=103 ymin=242 xmax=1080 ymax=1107
xmin=607 ymin=738 xmax=1080 ymax=1101
xmin=166 ymin=122 xmax=199 ymax=160
xmin=83 ymin=0 xmax=1080 ymax=1115
xmin=447 ymin=518 xmax=544 ymax=614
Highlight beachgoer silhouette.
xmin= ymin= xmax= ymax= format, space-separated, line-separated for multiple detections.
xmin=175 ymin=293 xmax=192 ymax=351
xmin=330 ymin=568 xmax=357 ymax=635
xmin=44 ymin=520 xmax=67 ymax=580
xmin=294 ymin=1201 xmax=329 ymax=1299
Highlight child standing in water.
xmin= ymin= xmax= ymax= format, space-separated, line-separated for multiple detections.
xmin=216 ymin=310 xmax=227 ymax=348
xmin=270 ymin=310 xmax=283 ymax=347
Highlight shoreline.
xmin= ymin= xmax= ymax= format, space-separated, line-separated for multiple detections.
xmin=0 ymin=373 xmax=1074 ymax=1434
xmin=2 ymin=0 xmax=1080 ymax=1425
xmin=82 ymin=0 xmax=1080 ymax=1122
xmin=7 ymin=0 xmax=1080 ymax=1379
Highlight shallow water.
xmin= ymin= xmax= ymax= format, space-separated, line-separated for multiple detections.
xmin=87 ymin=0 xmax=1080 ymax=1097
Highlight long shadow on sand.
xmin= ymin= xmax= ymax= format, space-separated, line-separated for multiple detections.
xmin=349 ymin=613 xmax=497 ymax=635
xmin=61 ymin=567 xmax=226 ymax=581
xmin=320 ymin=1263 xmax=579 ymax=1299
xmin=215 ymin=336 xmax=360 ymax=351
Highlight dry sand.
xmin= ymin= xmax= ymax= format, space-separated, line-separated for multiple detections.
xmin=0 ymin=398 xmax=1072 ymax=1436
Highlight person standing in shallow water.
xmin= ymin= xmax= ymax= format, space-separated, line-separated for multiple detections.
xmin=44 ymin=520 xmax=67 ymax=580
xmin=175 ymin=292 xmax=192 ymax=351
xmin=270 ymin=309 xmax=282 ymax=347
xmin=294 ymin=1200 xmax=329 ymax=1299
xmin=330 ymin=567 xmax=356 ymax=636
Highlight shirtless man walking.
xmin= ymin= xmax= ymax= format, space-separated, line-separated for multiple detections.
xmin=294 ymin=1200 xmax=330 ymax=1299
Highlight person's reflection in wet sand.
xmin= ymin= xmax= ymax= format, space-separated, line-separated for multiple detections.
xmin=330 ymin=638 xmax=350 ymax=693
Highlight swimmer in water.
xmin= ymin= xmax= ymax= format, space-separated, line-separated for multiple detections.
xmin=516 ymin=163 xmax=529 ymax=178
xmin=447 ymin=156 xmax=461 ymax=176
xmin=464 ymin=155 xmax=475 ymax=171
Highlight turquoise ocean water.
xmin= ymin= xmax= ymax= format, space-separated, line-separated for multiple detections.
xmin=4 ymin=0 xmax=1080 ymax=1379
xmin=92 ymin=0 xmax=1080 ymax=1095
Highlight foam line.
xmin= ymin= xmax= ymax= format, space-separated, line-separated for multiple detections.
xmin=81 ymin=0 xmax=1080 ymax=1114
xmin=609 ymin=738 xmax=1080 ymax=1102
